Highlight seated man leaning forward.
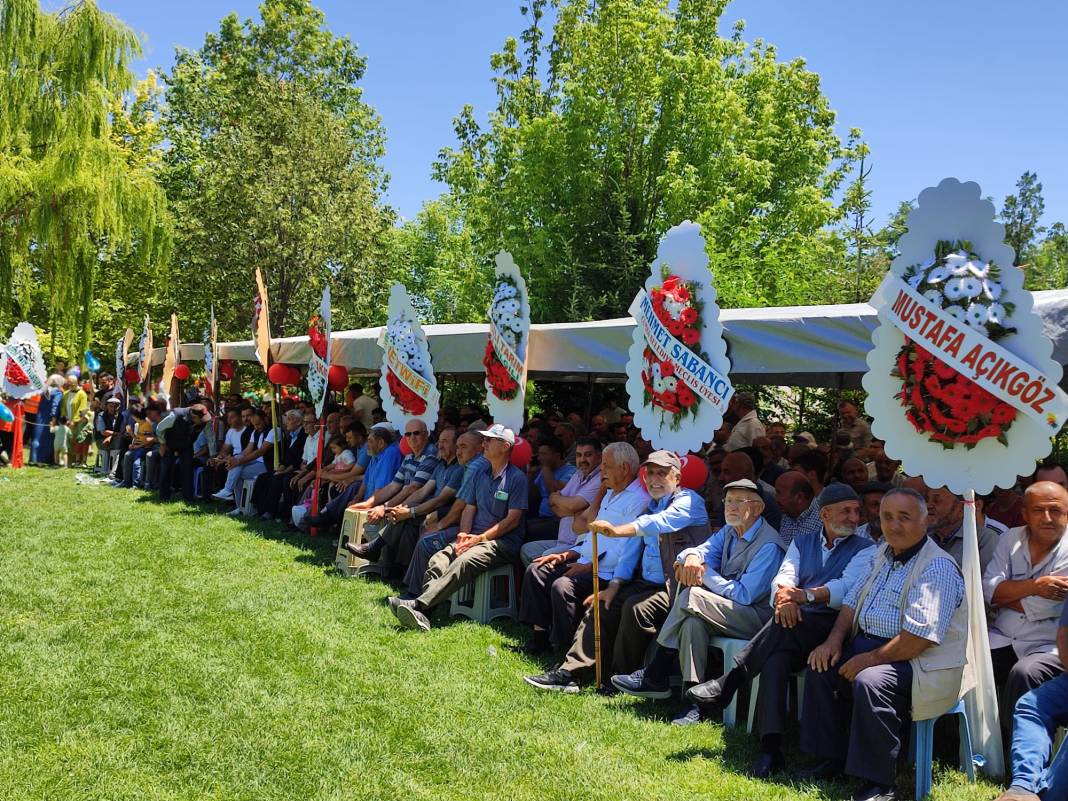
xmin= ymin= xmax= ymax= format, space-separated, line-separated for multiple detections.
xmin=686 ymin=483 xmax=875 ymax=778
xmin=516 ymin=441 xmax=648 ymax=660
xmin=524 ymin=449 xmax=710 ymax=693
xmin=799 ymin=487 xmax=969 ymax=801
xmin=389 ymin=424 xmax=527 ymax=632
xmin=612 ymin=478 xmax=786 ymax=725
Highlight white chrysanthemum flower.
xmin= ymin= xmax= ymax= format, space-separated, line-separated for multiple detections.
xmin=925 ymin=265 xmax=952 ymax=284
xmin=501 ymin=328 xmax=517 ymax=348
xmin=663 ymin=376 xmax=678 ymax=391
xmin=943 ymin=252 xmax=969 ymax=269
xmin=943 ymin=278 xmax=968 ymax=301
xmin=965 ymin=303 xmax=988 ymax=328
xmin=509 ymin=316 xmax=524 ymax=333
xmin=907 ymin=273 xmax=923 ymax=289
xmin=497 ymin=285 xmax=517 ymax=299
xmin=959 ymin=276 xmax=982 ymax=299
xmin=983 ymin=280 xmax=1003 ymax=301
xmin=922 ymin=289 xmax=943 ymax=306
xmin=987 ymin=303 xmax=1008 ymax=325
xmin=965 ymin=259 xmax=990 ymax=279
xmin=946 ymin=305 xmax=968 ymax=323
xmin=651 ymin=363 xmax=662 ymax=380
xmin=652 ymin=377 xmax=666 ymax=393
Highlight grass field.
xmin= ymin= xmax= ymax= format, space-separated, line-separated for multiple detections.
xmin=0 ymin=468 xmax=999 ymax=800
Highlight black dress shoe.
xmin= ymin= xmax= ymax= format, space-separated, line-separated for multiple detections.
xmin=344 ymin=540 xmax=377 ymax=558
xmin=687 ymin=677 xmax=730 ymax=711
xmin=853 ymin=783 xmax=895 ymax=801
xmin=794 ymin=758 xmax=844 ymax=780
xmin=749 ymin=750 xmax=785 ymax=779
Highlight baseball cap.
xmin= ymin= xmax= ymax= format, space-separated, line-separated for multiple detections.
xmin=793 ymin=431 xmax=817 ymax=448
xmin=643 ymin=450 xmax=682 ymax=471
xmin=478 ymin=423 xmax=516 ymax=446
xmin=723 ymin=478 xmax=761 ymax=495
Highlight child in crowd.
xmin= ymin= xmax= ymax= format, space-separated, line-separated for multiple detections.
xmin=50 ymin=415 xmax=71 ymax=467
xmin=292 ymin=436 xmax=351 ymax=527
xmin=113 ymin=406 xmax=157 ymax=488
xmin=71 ymin=409 xmax=93 ymax=467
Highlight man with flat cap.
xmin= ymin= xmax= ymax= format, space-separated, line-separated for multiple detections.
xmin=523 ymin=449 xmax=709 ymax=693
xmin=612 ymin=477 xmax=785 ymax=724
xmin=687 ymin=483 xmax=876 ymax=777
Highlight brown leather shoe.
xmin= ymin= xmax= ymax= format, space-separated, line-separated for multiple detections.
xmin=994 ymin=789 xmax=1041 ymax=801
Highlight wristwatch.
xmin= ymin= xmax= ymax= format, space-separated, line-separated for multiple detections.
xmin=804 ymin=589 xmax=816 ymax=604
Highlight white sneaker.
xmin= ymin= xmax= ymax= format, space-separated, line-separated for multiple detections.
xmin=212 ymin=491 xmax=234 ymax=501
xmin=226 ymin=508 xmax=243 ymax=517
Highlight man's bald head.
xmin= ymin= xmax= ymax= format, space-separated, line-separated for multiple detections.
xmin=1022 ymin=481 xmax=1068 ymax=546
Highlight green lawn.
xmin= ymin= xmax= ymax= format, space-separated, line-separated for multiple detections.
xmin=0 ymin=468 xmax=999 ymax=800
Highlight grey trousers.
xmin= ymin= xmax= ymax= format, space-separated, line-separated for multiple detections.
xmin=562 ymin=581 xmax=665 ymax=676
xmin=656 ymin=585 xmax=770 ymax=683
xmin=416 ymin=539 xmax=514 ymax=609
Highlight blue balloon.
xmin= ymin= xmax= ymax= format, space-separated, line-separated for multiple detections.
xmin=85 ymin=350 xmax=101 ymax=372
xmin=0 ymin=405 xmax=13 ymax=424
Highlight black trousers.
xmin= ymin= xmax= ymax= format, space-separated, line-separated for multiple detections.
xmin=802 ymin=633 xmax=912 ymax=787
xmin=991 ymin=645 xmax=1064 ymax=737
xmin=518 ymin=560 xmax=593 ymax=650
xmin=158 ymin=446 xmax=194 ymax=502
xmin=378 ymin=517 xmax=421 ymax=575
xmin=732 ymin=605 xmax=839 ymax=738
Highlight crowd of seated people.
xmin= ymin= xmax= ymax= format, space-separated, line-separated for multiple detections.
xmin=9 ymin=372 xmax=1068 ymax=801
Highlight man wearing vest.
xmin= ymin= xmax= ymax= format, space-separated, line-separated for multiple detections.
xmin=155 ymin=404 xmax=209 ymax=503
xmin=687 ymin=483 xmax=875 ymax=778
xmin=523 ymin=449 xmax=709 ymax=692
xmin=612 ymin=478 xmax=786 ymax=725
xmin=801 ymin=487 xmax=970 ymax=801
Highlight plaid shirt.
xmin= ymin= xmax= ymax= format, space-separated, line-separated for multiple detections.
xmin=845 ymin=539 xmax=964 ymax=644
xmin=778 ymin=499 xmax=823 ymax=548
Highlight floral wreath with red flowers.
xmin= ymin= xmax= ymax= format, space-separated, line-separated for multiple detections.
xmin=484 ymin=276 xmax=525 ymax=401
xmin=384 ymin=318 xmax=430 ymax=417
xmin=640 ymin=271 xmax=706 ymax=430
xmin=3 ymin=349 xmax=30 ymax=386
xmin=307 ymin=316 xmax=328 ymax=360
xmin=894 ymin=240 xmax=1018 ymax=448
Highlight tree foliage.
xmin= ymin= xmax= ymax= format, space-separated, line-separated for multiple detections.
xmin=1001 ymin=171 xmax=1046 ymax=265
xmin=159 ymin=0 xmax=394 ymax=341
xmin=0 ymin=0 xmax=170 ymax=353
xmin=434 ymin=0 xmax=863 ymax=322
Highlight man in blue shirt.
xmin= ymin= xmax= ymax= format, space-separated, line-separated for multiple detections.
xmin=687 ymin=483 xmax=875 ymax=778
xmin=525 ymin=449 xmax=710 ymax=693
xmin=613 ymin=478 xmax=785 ymax=724
xmin=310 ymin=425 xmax=401 ymax=527
xmin=525 ymin=435 xmax=578 ymax=542
xmin=391 ymin=424 xmax=528 ymax=632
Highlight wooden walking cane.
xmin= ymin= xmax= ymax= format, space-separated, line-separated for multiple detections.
xmin=591 ymin=527 xmax=602 ymax=688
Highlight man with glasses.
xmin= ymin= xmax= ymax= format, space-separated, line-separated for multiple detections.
xmin=984 ymin=481 xmax=1068 ymax=738
xmin=344 ymin=419 xmax=439 ymax=578
xmin=612 ymin=478 xmax=785 ymax=725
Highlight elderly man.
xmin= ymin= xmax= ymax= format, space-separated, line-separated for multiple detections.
xmin=525 ymin=450 xmax=710 ymax=692
xmin=343 ymin=418 xmax=439 ymax=576
xmin=774 ymin=471 xmax=821 ymax=547
xmin=518 ymin=442 xmax=648 ymax=662
xmin=308 ymin=425 xmax=402 ymax=528
xmin=612 ymin=478 xmax=785 ymax=724
xmin=390 ymin=424 xmax=528 ymax=632
xmin=997 ymin=602 xmax=1068 ymax=801
xmin=687 ymin=484 xmax=875 ymax=777
xmin=799 ymin=488 xmax=968 ymax=801
xmin=984 ymin=481 xmax=1068 ymax=735
xmin=717 ymin=451 xmax=781 ymax=530
xmin=926 ymin=484 xmax=999 ymax=573
xmin=520 ymin=437 xmax=603 ymax=565
xmin=856 ymin=482 xmax=891 ymax=542
xmin=724 ymin=392 xmax=765 ymax=451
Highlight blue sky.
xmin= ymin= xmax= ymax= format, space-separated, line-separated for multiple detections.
xmin=96 ymin=0 xmax=1068 ymax=231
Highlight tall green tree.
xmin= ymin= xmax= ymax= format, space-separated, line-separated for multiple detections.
xmin=0 ymin=0 xmax=169 ymax=353
xmin=1001 ymin=170 xmax=1046 ymax=265
xmin=159 ymin=0 xmax=394 ymax=340
xmin=1026 ymin=222 xmax=1068 ymax=291
xmin=434 ymin=0 xmax=862 ymax=322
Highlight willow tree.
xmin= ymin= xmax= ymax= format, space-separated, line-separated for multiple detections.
xmin=0 ymin=0 xmax=169 ymax=355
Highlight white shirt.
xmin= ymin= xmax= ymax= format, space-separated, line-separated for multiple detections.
xmin=724 ymin=410 xmax=765 ymax=451
xmin=984 ymin=525 xmax=1068 ymax=657
xmin=770 ymin=530 xmax=875 ymax=609
xmin=224 ymin=427 xmax=245 ymax=455
xmin=302 ymin=431 xmax=320 ymax=464
xmin=573 ymin=478 xmax=651 ymax=580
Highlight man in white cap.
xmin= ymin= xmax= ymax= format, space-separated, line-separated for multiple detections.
xmin=612 ymin=478 xmax=785 ymax=724
xmin=390 ymin=424 xmax=528 ymax=632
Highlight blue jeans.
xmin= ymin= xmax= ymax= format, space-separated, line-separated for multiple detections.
xmin=1010 ymin=672 xmax=1068 ymax=798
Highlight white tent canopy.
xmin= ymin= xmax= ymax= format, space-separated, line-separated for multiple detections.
xmin=142 ymin=289 xmax=1068 ymax=389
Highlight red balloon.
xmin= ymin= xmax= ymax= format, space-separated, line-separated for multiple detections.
xmin=398 ymin=432 xmax=412 ymax=456
xmin=173 ymin=364 xmax=191 ymax=381
xmin=679 ymin=452 xmax=708 ymax=490
xmin=284 ymin=365 xmax=302 ymax=385
xmin=219 ymin=360 xmax=234 ymax=381
xmin=510 ymin=436 xmax=533 ymax=468
xmin=327 ymin=364 xmax=348 ymax=391
xmin=267 ymin=363 xmax=290 ymax=385
xmin=123 ymin=368 xmax=140 ymax=384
